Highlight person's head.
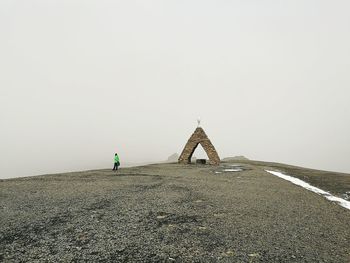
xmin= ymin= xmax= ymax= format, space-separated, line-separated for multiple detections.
xmin=115 ymin=153 xmax=118 ymax=156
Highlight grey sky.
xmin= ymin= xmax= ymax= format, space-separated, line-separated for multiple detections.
xmin=1 ymin=0 xmax=349 ymax=178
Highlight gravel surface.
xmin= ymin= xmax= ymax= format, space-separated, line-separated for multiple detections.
xmin=1 ymin=162 xmax=349 ymax=262
xmin=235 ymin=160 xmax=350 ymax=201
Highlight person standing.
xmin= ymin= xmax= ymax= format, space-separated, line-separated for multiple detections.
xmin=113 ymin=153 xmax=120 ymax=171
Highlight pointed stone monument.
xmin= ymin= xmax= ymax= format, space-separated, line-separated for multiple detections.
xmin=178 ymin=120 xmax=220 ymax=165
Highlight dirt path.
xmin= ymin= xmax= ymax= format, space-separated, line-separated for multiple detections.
xmin=1 ymin=163 xmax=349 ymax=262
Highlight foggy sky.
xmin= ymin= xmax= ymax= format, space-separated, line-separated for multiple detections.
xmin=1 ymin=0 xmax=350 ymax=179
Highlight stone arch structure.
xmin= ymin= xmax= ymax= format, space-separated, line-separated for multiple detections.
xmin=178 ymin=127 xmax=220 ymax=165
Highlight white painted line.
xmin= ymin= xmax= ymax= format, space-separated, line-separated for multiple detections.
xmin=266 ymin=170 xmax=350 ymax=210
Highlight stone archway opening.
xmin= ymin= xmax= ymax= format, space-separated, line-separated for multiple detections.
xmin=188 ymin=143 xmax=209 ymax=163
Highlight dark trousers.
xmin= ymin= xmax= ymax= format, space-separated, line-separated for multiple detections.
xmin=113 ymin=162 xmax=120 ymax=170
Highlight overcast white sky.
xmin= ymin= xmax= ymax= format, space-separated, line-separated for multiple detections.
xmin=1 ymin=0 xmax=349 ymax=178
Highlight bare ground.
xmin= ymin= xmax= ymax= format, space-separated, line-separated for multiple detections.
xmin=0 ymin=162 xmax=349 ymax=262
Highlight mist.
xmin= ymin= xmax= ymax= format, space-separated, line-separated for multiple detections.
xmin=1 ymin=0 xmax=350 ymax=179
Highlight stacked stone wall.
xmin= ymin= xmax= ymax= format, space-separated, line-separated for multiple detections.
xmin=178 ymin=127 xmax=220 ymax=165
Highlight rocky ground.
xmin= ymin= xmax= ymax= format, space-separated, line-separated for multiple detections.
xmin=236 ymin=160 xmax=350 ymax=201
xmin=0 ymin=161 xmax=349 ymax=262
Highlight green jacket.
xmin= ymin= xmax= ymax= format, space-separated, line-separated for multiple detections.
xmin=114 ymin=155 xmax=120 ymax=163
